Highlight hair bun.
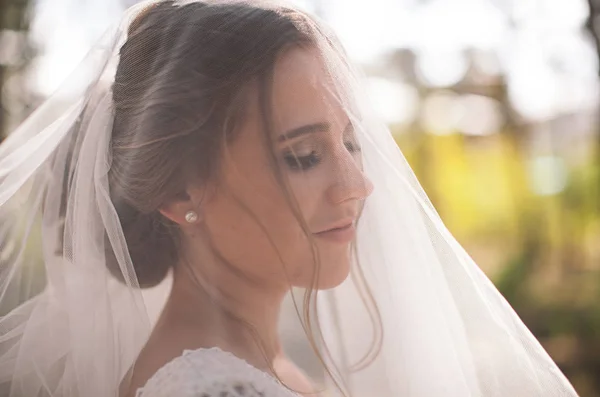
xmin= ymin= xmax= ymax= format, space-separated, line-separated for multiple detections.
xmin=105 ymin=198 xmax=177 ymax=288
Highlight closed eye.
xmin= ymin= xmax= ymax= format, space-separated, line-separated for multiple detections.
xmin=283 ymin=150 xmax=322 ymax=171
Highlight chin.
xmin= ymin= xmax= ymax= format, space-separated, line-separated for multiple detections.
xmin=293 ymin=257 xmax=351 ymax=290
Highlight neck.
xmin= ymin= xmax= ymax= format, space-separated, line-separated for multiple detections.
xmin=161 ymin=257 xmax=288 ymax=371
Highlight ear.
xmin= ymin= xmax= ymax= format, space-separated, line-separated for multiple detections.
xmin=158 ymin=185 xmax=206 ymax=225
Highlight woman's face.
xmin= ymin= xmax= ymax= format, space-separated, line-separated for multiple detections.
xmin=199 ymin=46 xmax=373 ymax=291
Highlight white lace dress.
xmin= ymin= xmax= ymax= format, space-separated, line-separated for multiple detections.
xmin=136 ymin=347 xmax=301 ymax=397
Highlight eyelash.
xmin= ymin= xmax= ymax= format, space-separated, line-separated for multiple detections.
xmin=283 ymin=150 xmax=321 ymax=171
xmin=282 ymin=141 xmax=361 ymax=172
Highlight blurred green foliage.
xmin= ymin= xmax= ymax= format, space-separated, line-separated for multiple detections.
xmin=397 ymin=127 xmax=600 ymax=396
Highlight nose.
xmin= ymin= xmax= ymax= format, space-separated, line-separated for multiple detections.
xmin=326 ymin=151 xmax=374 ymax=205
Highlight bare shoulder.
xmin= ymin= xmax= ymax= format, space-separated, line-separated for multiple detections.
xmin=273 ymin=357 xmax=317 ymax=396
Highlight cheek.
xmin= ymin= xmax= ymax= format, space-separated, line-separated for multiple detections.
xmin=201 ymin=155 xmax=352 ymax=289
xmin=285 ymin=174 xmax=354 ymax=289
xmin=202 ymin=178 xmax=313 ymax=284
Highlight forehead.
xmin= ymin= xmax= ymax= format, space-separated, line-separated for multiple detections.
xmin=270 ymin=46 xmax=347 ymax=132
xmin=219 ymin=47 xmax=350 ymax=174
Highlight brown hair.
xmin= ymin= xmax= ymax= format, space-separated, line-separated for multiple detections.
xmin=107 ymin=0 xmax=315 ymax=287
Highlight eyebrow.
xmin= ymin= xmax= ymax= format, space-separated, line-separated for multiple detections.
xmin=278 ymin=121 xmax=352 ymax=142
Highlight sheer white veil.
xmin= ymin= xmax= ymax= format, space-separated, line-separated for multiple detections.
xmin=0 ymin=1 xmax=579 ymax=396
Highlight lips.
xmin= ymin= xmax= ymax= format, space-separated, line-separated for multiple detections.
xmin=313 ymin=219 xmax=356 ymax=243
xmin=315 ymin=218 xmax=355 ymax=234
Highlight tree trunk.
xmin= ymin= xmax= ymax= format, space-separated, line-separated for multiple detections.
xmin=585 ymin=0 xmax=600 ymax=212
xmin=0 ymin=0 xmax=32 ymax=142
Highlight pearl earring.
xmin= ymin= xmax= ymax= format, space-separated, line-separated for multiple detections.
xmin=185 ymin=210 xmax=199 ymax=223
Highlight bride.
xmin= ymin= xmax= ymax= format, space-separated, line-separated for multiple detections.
xmin=0 ymin=1 xmax=580 ymax=396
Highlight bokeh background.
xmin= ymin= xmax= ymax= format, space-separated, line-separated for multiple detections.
xmin=1 ymin=0 xmax=600 ymax=395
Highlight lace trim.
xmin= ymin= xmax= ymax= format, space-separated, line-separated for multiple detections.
xmin=135 ymin=346 xmax=298 ymax=397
